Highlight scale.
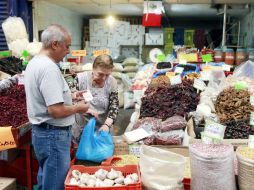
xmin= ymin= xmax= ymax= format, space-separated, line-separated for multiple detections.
xmin=149 ymin=48 xmax=164 ymax=63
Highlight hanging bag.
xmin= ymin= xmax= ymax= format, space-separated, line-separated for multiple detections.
xmin=76 ymin=118 xmax=114 ymax=163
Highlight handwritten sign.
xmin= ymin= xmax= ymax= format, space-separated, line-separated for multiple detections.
xmin=202 ymin=120 xmax=226 ymax=144
xmin=193 ymin=78 xmax=206 ymax=91
xmin=71 ymin=50 xmax=87 ymax=57
xmin=0 ymin=127 xmax=16 ymax=151
xmin=93 ymin=49 xmax=110 ymax=57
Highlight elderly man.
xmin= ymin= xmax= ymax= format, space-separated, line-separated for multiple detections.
xmin=24 ymin=24 xmax=89 ymax=190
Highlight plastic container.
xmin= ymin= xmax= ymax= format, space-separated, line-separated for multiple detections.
xmin=224 ymin=48 xmax=235 ymax=65
xmin=236 ymin=48 xmax=247 ymax=66
xmin=64 ymin=165 xmax=141 ymax=190
xmin=214 ymin=48 xmax=224 ymax=62
xmin=247 ymin=48 xmax=254 ymax=62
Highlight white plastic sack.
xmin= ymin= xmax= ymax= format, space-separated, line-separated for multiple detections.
xmin=140 ymin=145 xmax=185 ymax=190
xmin=2 ymin=17 xmax=28 ymax=43
xmin=26 ymin=39 xmax=42 ymax=56
xmin=7 ymin=38 xmax=29 ymax=58
xmin=113 ymin=63 xmax=124 ymax=72
xmin=112 ymin=72 xmax=122 ymax=79
xmin=82 ymin=63 xmax=93 ymax=71
xmin=118 ymin=83 xmax=124 ymax=108
xmin=233 ymin=60 xmax=254 ymax=80
xmin=124 ymin=91 xmax=135 ymax=109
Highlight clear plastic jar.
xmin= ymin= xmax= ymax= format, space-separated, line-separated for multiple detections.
xmin=224 ymin=48 xmax=235 ymax=65
xmin=247 ymin=48 xmax=254 ymax=62
xmin=236 ymin=48 xmax=247 ymax=66
xmin=214 ymin=48 xmax=224 ymax=62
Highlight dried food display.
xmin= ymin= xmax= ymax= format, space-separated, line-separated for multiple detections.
xmin=156 ymin=62 xmax=172 ymax=69
xmin=215 ymin=87 xmax=254 ymax=122
xmin=223 ymin=120 xmax=254 ymax=139
xmin=160 ymin=115 xmax=186 ymax=132
xmin=0 ymin=84 xmax=28 ymax=127
xmin=149 ymin=75 xmax=170 ymax=87
xmin=140 ymin=79 xmax=199 ymax=120
xmin=0 ymin=56 xmax=24 ymax=75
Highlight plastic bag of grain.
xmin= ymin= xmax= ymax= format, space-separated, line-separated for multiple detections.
xmin=118 ymin=83 xmax=124 ymax=108
xmin=140 ymin=145 xmax=185 ymax=190
xmin=113 ymin=63 xmax=124 ymax=72
xmin=236 ymin=146 xmax=254 ymax=190
xmin=189 ymin=143 xmax=236 ymax=190
xmin=123 ymin=57 xmax=138 ymax=66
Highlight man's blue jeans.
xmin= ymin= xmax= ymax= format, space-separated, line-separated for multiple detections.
xmin=32 ymin=124 xmax=71 ymax=190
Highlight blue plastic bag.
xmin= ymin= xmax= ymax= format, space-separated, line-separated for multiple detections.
xmin=76 ymin=118 xmax=114 ymax=163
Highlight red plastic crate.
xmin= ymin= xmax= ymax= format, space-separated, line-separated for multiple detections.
xmin=64 ymin=165 xmax=141 ymax=190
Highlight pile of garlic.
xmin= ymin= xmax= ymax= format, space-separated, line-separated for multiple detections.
xmin=69 ymin=168 xmax=139 ymax=187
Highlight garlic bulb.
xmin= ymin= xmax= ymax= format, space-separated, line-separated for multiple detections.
xmin=107 ymin=169 xmax=118 ymax=180
xmin=80 ymin=173 xmax=89 ymax=184
xmin=130 ymin=173 xmax=139 ymax=182
xmin=124 ymin=176 xmax=135 ymax=185
xmin=69 ymin=178 xmax=79 ymax=185
xmin=104 ymin=179 xmax=114 ymax=186
xmin=114 ymin=176 xmax=124 ymax=184
xmin=72 ymin=170 xmax=81 ymax=180
xmin=95 ymin=169 xmax=108 ymax=180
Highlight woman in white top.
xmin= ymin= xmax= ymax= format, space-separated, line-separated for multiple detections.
xmin=72 ymin=55 xmax=119 ymax=144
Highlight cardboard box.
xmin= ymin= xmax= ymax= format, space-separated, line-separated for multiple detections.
xmin=0 ymin=177 xmax=16 ymax=190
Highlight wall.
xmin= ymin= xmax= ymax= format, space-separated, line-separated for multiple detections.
xmin=240 ymin=6 xmax=254 ymax=48
xmin=33 ymin=1 xmax=83 ymax=50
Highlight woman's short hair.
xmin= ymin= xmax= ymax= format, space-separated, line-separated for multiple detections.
xmin=93 ymin=55 xmax=114 ymax=70
xmin=41 ymin=24 xmax=70 ymax=48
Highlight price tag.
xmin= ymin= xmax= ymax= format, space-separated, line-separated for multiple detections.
xmin=170 ymin=75 xmax=182 ymax=85
xmin=202 ymin=120 xmax=226 ymax=144
xmin=249 ymin=135 xmax=254 ymax=149
xmin=250 ymin=95 xmax=254 ymax=106
xmin=61 ymin=62 xmax=71 ymax=70
xmin=71 ymin=50 xmax=87 ymax=57
xmin=234 ymin=81 xmax=247 ymax=91
xmin=200 ymin=71 xmax=211 ymax=81
xmin=179 ymin=59 xmax=187 ymax=65
xmin=250 ymin=112 xmax=254 ymax=126
xmin=201 ymin=132 xmax=221 ymax=145
xmin=129 ymin=144 xmax=141 ymax=157
xmin=82 ymin=90 xmax=93 ymax=102
xmin=0 ymin=127 xmax=16 ymax=151
xmin=93 ymin=49 xmax=110 ymax=57
xmin=193 ymin=78 xmax=206 ymax=91
xmin=222 ymin=64 xmax=231 ymax=72
xmin=175 ymin=67 xmax=184 ymax=74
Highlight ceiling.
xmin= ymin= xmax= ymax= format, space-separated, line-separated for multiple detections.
xmin=33 ymin=0 xmax=252 ymax=19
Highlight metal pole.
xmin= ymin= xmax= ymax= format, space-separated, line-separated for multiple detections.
xmin=222 ymin=4 xmax=227 ymax=49
xmin=237 ymin=21 xmax=240 ymax=47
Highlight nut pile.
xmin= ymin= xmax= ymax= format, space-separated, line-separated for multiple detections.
xmin=69 ymin=168 xmax=139 ymax=187
xmin=224 ymin=120 xmax=254 ymax=139
xmin=149 ymin=75 xmax=170 ymax=87
xmin=215 ymin=87 xmax=254 ymax=122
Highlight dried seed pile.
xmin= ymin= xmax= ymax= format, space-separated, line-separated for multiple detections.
xmin=215 ymin=87 xmax=254 ymax=122
xmin=236 ymin=146 xmax=254 ymax=190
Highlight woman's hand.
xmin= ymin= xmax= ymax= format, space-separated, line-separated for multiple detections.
xmin=99 ymin=124 xmax=110 ymax=133
xmin=72 ymin=90 xmax=86 ymax=101
xmin=87 ymin=108 xmax=99 ymax=119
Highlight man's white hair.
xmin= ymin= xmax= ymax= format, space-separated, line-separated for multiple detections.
xmin=41 ymin=24 xmax=70 ymax=48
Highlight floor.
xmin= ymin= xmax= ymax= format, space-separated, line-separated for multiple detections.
xmin=113 ymin=108 xmax=134 ymax=136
